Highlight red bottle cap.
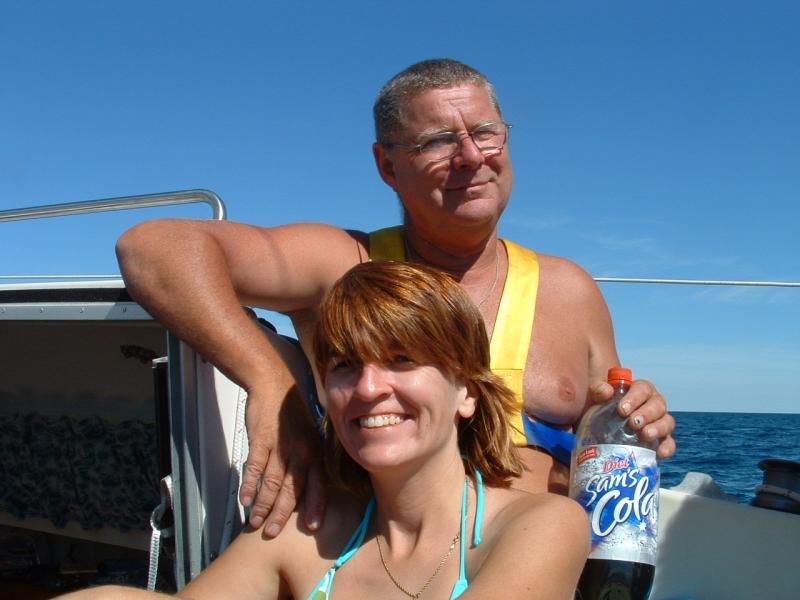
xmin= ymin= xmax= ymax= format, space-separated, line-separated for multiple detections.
xmin=607 ymin=367 xmax=633 ymax=384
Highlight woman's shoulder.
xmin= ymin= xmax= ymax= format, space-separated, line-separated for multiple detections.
xmin=179 ymin=490 xmax=370 ymax=600
xmin=304 ymin=490 xmax=372 ymax=553
xmin=496 ymin=489 xmax=586 ymax=526
xmin=275 ymin=492 xmax=372 ymax=598
xmin=463 ymin=489 xmax=589 ymax=598
xmin=484 ymin=487 xmax=588 ymax=547
xmin=248 ymin=489 xmax=369 ymax=557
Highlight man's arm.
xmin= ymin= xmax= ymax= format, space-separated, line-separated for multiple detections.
xmin=116 ymin=219 xmax=365 ymax=534
xmin=572 ymin=260 xmax=677 ymax=459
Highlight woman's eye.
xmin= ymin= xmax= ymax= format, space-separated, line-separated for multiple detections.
xmin=328 ymin=358 xmax=350 ymax=371
xmin=391 ymin=354 xmax=414 ymax=365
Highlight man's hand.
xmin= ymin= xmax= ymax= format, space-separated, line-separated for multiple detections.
xmin=239 ymin=383 xmax=326 ymax=538
xmin=589 ymin=379 xmax=677 ymax=459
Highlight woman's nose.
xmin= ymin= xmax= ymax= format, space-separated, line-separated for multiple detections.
xmin=353 ymin=362 xmax=392 ymax=400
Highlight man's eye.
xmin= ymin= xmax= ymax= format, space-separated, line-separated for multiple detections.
xmin=472 ymin=127 xmax=502 ymax=142
xmin=420 ymin=135 xmax=456 ymax=151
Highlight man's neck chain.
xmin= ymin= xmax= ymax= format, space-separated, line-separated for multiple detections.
xmin=403 ymin=235 xmax=500 ymax=308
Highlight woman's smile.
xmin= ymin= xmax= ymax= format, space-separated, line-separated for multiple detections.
xmin=357 ymin=414 xmax=408 ymax=428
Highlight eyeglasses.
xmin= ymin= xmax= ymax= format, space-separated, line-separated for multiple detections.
xmin=388 ymin=122 xmax=512 ymax=163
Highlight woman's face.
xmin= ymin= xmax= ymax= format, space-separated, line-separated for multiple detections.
xmin=324 ymin=353 xmax=477 ymax=474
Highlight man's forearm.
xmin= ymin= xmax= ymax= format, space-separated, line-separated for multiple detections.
xmin=117 ymin=219 xmax=284 ymax=390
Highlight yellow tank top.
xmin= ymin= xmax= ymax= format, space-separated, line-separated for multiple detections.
xmin=369 ymin=226 xmax=538 ymax=446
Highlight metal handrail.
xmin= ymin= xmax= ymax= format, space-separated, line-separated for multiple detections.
xmin=2 ymin=275 xmax=797 ymax=287
xmin=0 ymin=275 xmax=120 ymax=280
xmin=0 ymin=189 xmax=227 ymax=222
xmin=596 ymin=277 xmax=800 ymax=288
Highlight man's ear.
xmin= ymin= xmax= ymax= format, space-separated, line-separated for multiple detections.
xmin=457 ymin=380 xmax=478 ymax=420
xmin=373 ymin=143 xmax=399 ymax=191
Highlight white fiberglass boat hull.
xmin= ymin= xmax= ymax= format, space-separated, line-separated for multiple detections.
xmin=651 ymin=487 xmax=799 ymax=599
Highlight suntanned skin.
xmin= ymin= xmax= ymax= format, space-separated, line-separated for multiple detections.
xmin=57 ymin=356 xmax=590 ymax=600
xmin=59 ymin=492 xmax=589 ymax=600
xmin=116 ymin=83 xmax=675 ymax=536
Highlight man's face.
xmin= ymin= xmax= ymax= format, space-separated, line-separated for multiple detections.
xmin=373 ymin=84 xmax=513 ymax=241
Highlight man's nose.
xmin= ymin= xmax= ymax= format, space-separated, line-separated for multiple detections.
xmin=451 ymin=132 xmax=485 ymax=168
xmin=353 ymin=363 xmax=392 ymax=400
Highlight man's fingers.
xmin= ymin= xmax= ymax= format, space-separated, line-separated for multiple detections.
xmin=611 ymin=379 xmax=675 ymax=459
xmin=629 ymin=411 xmax=676 ymax=459
xmin=247 ymin=452 xmax=286 ymax=529
xmin=638 ymin=413 xmax=676 ymax=443
xmin=239 ymin=443 xmax=270 ymax=507
xmin=303 ymin=459 xmax=326 ymax=531
xmin=656 ymin=435 xmax=678 ymax=459
xmin=589 ymin=381 xmax=612 ymax=403
xmin=261 ymin=460 xmax=304 ymax=539
xmin=616 ymin=380 xmax=657 ymax=417
xmin=627 ymin=393 xmax=668 ymax=429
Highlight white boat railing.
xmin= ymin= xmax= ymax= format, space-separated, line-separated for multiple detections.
xmin=0 ymin=189 xmax=227 ymax=283
xmin=0 ymin=189 xmax=227 ymax=223
xmin=5 ymin=275 xmax=798 ymax=287
xmin=596 ymin=277 xmax=800 ymax=287
xmin=0 ymin=275 xmax=120 ymax=280
xmin=3 ymin=192 xmax=798 ymax=290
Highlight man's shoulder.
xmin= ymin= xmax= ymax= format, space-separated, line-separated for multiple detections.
xmin=262 ymin=221 xmax=368 ymax=240
xmin=505 ymin=240 xmax=596 ymax=287
xmin=538 ymin=253 xmax=594 ymax=280
xmin=259 ymin=222 xmax=370 ymax=265
xmin=503 ymin=242 xmax=605 ymax=314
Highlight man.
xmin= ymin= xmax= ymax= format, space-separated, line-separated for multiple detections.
xmin=117 ymin=59 xmax=675 ymax=539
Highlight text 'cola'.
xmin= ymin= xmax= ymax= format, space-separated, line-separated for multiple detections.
xmin=569 ymin=368 xmax=659 ymax=600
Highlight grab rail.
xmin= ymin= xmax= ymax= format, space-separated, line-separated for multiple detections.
xmin=596 ymin=277 xmax=800 ymax=288
xmin=0 ymin=189 xmax=227 ymax=223
xmin=3 ymin=275 xmax=798 ymax=286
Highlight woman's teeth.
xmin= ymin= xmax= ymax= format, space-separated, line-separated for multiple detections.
xmin=359 ymin=414 xmax=404 ymax=428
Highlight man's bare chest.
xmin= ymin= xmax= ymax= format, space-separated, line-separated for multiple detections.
xmin=484 ymin=286 xmax=590 ymax=426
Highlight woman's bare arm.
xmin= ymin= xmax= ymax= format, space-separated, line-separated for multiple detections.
xmin=462 ymin=494 xmax=589 ymax=600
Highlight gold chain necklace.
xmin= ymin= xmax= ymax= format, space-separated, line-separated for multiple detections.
xmin=403 ymin=236 xmax=500 ymax=308
xmin=476 ymin=248 xmax=500 ymax=308
xmin=375 ymin=527 xmax=461 ymax=600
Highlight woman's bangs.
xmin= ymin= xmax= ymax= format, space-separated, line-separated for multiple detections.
xmin=321 ymin=291 xmax=440 ymax=368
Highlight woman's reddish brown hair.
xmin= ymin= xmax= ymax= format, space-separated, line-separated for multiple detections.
xmin=313 ymin=260 xmax=523 ymax=497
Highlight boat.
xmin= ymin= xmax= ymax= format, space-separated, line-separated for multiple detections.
xmin=1 ymin=191 xmax=798 ymax=599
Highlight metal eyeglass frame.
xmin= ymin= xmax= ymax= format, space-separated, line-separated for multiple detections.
xmin=387 ymin=122 xmax=513 ymax=163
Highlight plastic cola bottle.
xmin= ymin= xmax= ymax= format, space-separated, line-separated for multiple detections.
xmin=570 ymin=368 xmax=659 ymax=600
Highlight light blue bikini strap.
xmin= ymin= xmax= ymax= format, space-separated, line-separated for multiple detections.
xmin=473 ymin=469 xmax=484 ymax=546
xmin=450 ymin=477 xmax=470 ymax=599
xmin=450 ymin=470 xmax=484 ymax=600
xmin=307 ymin=498 xmax=376 ymax=600
xmin=335 ymin=497 xmax=376 ymax=567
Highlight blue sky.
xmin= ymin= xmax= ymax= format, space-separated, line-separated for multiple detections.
xmin=2 ymin=1 xmax=798 ymax=413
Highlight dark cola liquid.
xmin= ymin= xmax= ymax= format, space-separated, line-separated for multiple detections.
xmin=576 ymin=559 xmax=654 ymax=600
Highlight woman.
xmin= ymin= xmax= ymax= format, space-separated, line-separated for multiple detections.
xmin=62 ymin=261 xmax=588 ymax=599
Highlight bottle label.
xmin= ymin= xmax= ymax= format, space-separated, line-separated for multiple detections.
xmin=572 ymin=444 xmax=659 ymax=564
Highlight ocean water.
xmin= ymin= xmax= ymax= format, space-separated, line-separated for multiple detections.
xmin=659 ymin=411 xmax=800 ymax=504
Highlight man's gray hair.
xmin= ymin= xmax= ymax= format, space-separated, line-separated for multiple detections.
xmin=373 ymin=58 xmax=503 ymax=145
